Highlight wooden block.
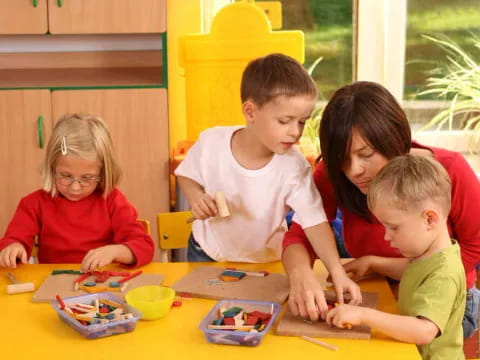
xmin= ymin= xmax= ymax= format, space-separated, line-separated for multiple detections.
xmin=275 ymin=291 xmax=378 ymax=340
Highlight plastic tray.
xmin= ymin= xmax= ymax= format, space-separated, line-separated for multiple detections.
xmin=199 ymin=299 xmax=281 ymax=346
xmin=51 ymin=292 xmax=141 ymax=339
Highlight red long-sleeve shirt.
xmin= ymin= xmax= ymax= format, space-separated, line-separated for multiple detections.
xmin=283 ymin=143 xmax=480 ymax=289
xmin=0 ymin=188 xmax=154 ymax=266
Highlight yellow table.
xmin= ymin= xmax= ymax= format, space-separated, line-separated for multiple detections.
xmin=0 ymin=262 xmax=420 ymax=360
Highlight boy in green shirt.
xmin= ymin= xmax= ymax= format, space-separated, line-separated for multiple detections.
xmin=326 ymin=154 xmax=466 ymax=359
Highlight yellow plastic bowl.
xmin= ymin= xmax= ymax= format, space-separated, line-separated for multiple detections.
xmin=125 ymin=285 xmax=175 ymax=320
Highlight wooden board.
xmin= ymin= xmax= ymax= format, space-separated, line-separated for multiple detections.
xmin=32 ymin=273 xmax=164 ymax=303
xmin=276 ymin=291 xmax=378 ymax=339
xmin=171 ymin=266 xmax=290 ymax=304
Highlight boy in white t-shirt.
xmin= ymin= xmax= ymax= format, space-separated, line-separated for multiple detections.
xmin=175 ymin=53 xmax=361 ymax=307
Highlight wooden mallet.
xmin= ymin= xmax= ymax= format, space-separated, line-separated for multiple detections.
xmin=6 ymin=272 xmax=35 ymax=294
xmin=186 ymin=191 xmax=230 ymax=223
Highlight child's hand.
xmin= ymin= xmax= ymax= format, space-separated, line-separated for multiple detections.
xmin=343 ymin=256 xmax=375 ymax=281
xmin=0 ymin=243 xmax=28 ymax=268
xmin=81 ymin=244 xmax=133 ymax=273
xmin=330 ymin=270 xmax=362 ymax=305
xmin=326 ymin=303 xmax=364 ymax=329
xmin=288 ymin=267 xmax=328 ymax=321
xmin=191 ymin=192 xmax=218 ymax=220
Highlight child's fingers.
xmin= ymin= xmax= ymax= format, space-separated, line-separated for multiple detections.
xmin=325 ymin=307 xmax=336 ymax=326
xmin=202 ymin=197 xmax=217 ymax=216
xmin=19 ymin=248 xmax=28 ymax=264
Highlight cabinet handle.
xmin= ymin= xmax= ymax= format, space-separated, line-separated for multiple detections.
xmin=32 ymin=0 xmax=38 ymax=7
xmin=37 ymin=116 xmax=44 ymax=149
xmin=57 ymin=0 xmax=63 ymax=7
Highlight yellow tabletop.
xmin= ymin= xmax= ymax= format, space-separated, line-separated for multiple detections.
xmin=0 ymin=262 xmax=420 ymax=360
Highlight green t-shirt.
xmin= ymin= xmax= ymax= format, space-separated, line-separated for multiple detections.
xmin=398 ymin=241 xmax=466 ymax=360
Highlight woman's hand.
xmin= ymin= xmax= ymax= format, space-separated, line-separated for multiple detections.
xmin=0 ymin=242 xmax=27 ymax=268
xmin=288 ymin=266 xmax=328 ymax=321
xmin=330 ymin=267 xmax=363 ymax=305
xmin=343 ymin=256 xmax=375 ymax=281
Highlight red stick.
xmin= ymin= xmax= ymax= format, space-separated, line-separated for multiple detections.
xmin=74 ymin=272 xmax=91 ymax=284
xmin=56 ymin=294 xmax=66 ymax=309
xmin=118 ymin=270 xmax=142 ymax=284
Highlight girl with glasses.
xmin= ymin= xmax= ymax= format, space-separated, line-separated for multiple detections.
xmin=0 ymin=114 xmax=154 ymax=272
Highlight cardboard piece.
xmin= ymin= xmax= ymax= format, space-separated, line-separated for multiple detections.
xmin=32 ymin=272 xmax=164 ymax=303
xmin=276 ymin=291 xmax=378 ymax=339
xmin=171 ymin=266 xmax=289 ymax=303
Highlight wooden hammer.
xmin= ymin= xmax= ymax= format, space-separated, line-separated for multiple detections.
xmin=186 ymin=191 xmax=230 ymax=223
xmin=6 ymin=272 xmax=35 ymax=294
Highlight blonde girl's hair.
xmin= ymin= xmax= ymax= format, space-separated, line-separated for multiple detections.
xmin=42 ymin=113 xmax=122 ymax=197
xmin=367 ymin=154 xmax=452 ymax=215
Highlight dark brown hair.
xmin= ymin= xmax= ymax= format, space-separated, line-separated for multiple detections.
xmin=319 ymin=81 xmax=411 ymax=220
xmin=241 ymin=53 xmax=317 ymax=107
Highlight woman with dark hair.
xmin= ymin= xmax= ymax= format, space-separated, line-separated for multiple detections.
xmin=283 ymin=81 xmax=480 ymax=339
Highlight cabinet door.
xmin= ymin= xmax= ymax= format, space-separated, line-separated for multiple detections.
xmin=51 ymin=89 xmax=169 ymax=236
xmin=48 ymin=0 xmax=166 ymax=34
xmin=0 ymin=90 xmax=52 ymax=234
xmin=0 ymin=0 xmax=48 ymax=34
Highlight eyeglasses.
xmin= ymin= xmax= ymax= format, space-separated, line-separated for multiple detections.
xmin=55 ymin=172 xmax=101 ymax=187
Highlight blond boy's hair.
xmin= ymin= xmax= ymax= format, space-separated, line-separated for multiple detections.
xmin=240 ymin=53 xmax=317 ymax=107
xmin=42 ymin=113 xmax=121 ymax=197
xmin=368 ymin=155 xmax=451 ymax=214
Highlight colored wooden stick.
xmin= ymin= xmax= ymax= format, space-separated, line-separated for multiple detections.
xmin=301 ymin=336 xmax=338 ymax=351
xmin=118 ymin=270 xmax=142 ymax=284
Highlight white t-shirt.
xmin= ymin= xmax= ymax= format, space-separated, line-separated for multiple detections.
xmin=174 ymin=126 xmax=327 ymax=262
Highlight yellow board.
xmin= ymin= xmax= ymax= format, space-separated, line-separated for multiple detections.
xmin=179 ymin=1 xmax=304 ymax=142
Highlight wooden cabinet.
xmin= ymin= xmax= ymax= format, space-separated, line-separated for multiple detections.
xmin=51 ymin=88 xmax=169 ymax=230
xmin=48 ymin=0 xmax=166 ymax=34
xmin=0 ymin=0 xmax=48 ymax=34
xmin=0 ymin=0 xmax=165 ymax=35
xmin=0 ymin=1 xmax=169 ymax=257
xmin=0 ymin=90 xmax=52 ymax=232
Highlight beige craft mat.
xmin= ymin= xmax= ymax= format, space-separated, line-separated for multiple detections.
xmin=32 ymin=273 xmax=164 ymax=302
xmin=276 ymin=290 xmax=378 ymax=339
xmin=171 ymin=266 xmax=290 ymax=303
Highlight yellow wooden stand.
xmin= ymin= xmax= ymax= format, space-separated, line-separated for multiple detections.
xmin=179 ymin=1 xmax=304 ymax=142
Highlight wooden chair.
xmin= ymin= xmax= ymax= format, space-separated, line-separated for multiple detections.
xmin=157 ymin=211 xmax=192 ymax=262
xmin=137 ymin=218 xmax=151 ymax=235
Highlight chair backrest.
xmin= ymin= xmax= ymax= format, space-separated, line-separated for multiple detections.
xmin=137 ymin=219 xmax=151 ymax=235
xmin=157 ymin=211 xmax=192 ymax=250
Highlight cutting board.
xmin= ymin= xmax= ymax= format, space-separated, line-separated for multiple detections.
xmin=171 ymin=266 xmax=290 ymax=303
xmin=276 ymin=291 xmax=378 ymax=339
xmin=32 ymin=272 xmax=164 ymax=302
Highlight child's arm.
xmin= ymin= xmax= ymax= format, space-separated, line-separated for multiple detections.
xmin=343 ymin=256 xmax=409 ymax=281
xmin=0 ymin=243 xmax=28 ymax=268
xmin=81 ymin=189 xmax=155 ymax=272
xmin=177 ymin=176 xmax=217 ymax=220
xmin=0 ymin=193 xmax=41 ymax=267
xmin=326 ymin=304 xmax=438 ymax=345
xmin=304 ymin=223 xmax=362 ymax=306
xmin=81 ymin=244 xmax=134 ymax=273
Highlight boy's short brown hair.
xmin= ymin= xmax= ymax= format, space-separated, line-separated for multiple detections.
xmin=240 ymin=53 xmax=317 ymax=107
xmin=368 ymin=154 xmax=452 ymax=214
